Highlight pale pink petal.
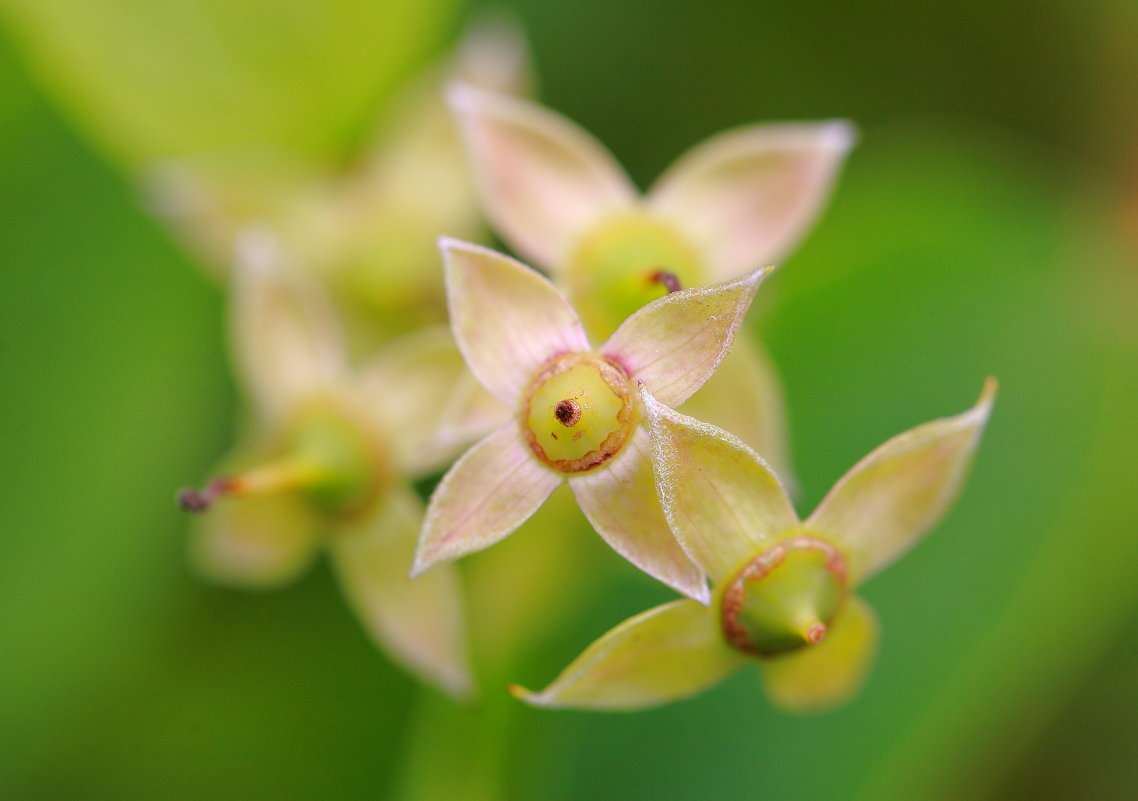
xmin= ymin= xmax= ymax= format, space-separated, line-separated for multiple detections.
xmin=677 ymin=336 xmax=794 ymax=488
xmin=569 ymin=429 xmax=708 ymax=602
xmin=442 ymin=238 xmax=590 ymax=404
xmin=230 ymin=229 xmax=347 ymax=422
xmin=641 ymin=385 xmax=799 ymax=584
xmin=188 ymin=492 xmax=322 ymax=589
xmin=759 ymin=594 xmax=879 ymax=713
xmin=413 ymin=422 xmax=561 ymax=575
xmin=806 ymin=378 xmax=997 ymax=585
xmin=648 ymin=121 xmax=855 ymax=281
xmin=448 ymin=84 xmax=636 ymax=270
xmin=358 ymin=326 xmax=509 ymax=476
xmin=512 ymin=599 xmax=747 ymax=710
xmin=330 ymin=485 xmax=473 ymax=698
xmin=452 ymin=15 xmax=533 ymax=96
xmin=601 ymin=267 xmax=770 ymax=407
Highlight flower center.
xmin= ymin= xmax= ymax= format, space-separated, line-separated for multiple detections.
xmin=521 ymin=353 xmax=637 ymax=474
xmin=178 ymin=395 xmax=391 ymax=521
xmin=283 ymin=398 xmax=392 ymax=516
xmin=565 ymin=213 xmax=704 ymax=340
xmin=719 ymin=535 xmax=849 ymax=657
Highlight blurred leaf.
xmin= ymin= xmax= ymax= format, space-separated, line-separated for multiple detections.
xmin=0 ymin=0 xmax=457 ymax=167
xmin=0 ymin=42 xmax=420 ymax=799
xmin=0 ymin=34 xmax=230 ymax=776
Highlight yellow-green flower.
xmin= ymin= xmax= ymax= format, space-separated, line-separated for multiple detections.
xmin=151 ymin=20 xmax=531 ymax=343
xmin=448 ymin=84 xmax=855 ymax=476
xmin=411 ymin=239 xmax=770 ymax=601
xmin=180 ymin=232 xmax=505 ymax=698
xmin=512 ymin=379 xmax=996 ymax=712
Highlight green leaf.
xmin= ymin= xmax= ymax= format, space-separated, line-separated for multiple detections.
xmin=0 ymin=0 xmax=458 ymax=166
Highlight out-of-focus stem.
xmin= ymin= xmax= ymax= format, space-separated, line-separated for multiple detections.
xmin=393 ymin=486 xmax=596 ymax=801
xmin=394 ymin=686 xmax=515 ymax=801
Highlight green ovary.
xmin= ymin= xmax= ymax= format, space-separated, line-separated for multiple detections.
xmin=523 ymin=356 xmax=635 ymax=473
xmin=721 ymin=539 xmax=847 ymax=656
xmin=284 ymin=399 xmax=390 ymax=516
xmin=566 ymin=213 xmax=704 ymax=340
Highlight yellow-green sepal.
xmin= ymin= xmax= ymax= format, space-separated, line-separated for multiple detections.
xmin=758 ymin=594 xmax=879 ymax=713
xmin=512 ymin=599 xmax=747 ymax=710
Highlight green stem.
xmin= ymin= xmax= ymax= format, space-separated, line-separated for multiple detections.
xmin=394 ymin=682 xmax=516 ymax=801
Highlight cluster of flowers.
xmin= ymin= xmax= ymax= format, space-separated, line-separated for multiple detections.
xmin=174 ymin=25 xmax=994 ymax=713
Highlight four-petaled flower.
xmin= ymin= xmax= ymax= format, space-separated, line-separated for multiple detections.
xmin=447 ymin=83 xmax=855 ymax=476
xmin=511 ymin=379 xmax=996 ymax=712
xmin=181 ymin=231 xmax=505 ymax=698
xmin=411 ymin=239 xmax=771 ymax=602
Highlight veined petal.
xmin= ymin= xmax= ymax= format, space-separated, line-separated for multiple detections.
xmin=601 ymin=267 xmax=770 ymax=407
xmin=759 ymin=594 xmax=879 ymax=713
xmin=806 ymin=378 xmax=997 ymax=584
xmin=442 ymin=239 xmax=590 ymax=405
xmin=413 ymin=422 xmax=561 ymax=575
xmin=331 ymin=485 xmax=473 ymax=699
xmin=231 ymin=229 xmax=347 ymax=421
xmin=648 ymin=121 xmax=856 ymax=281
xmin=359 ymin=326 xmax=509 ymax=476
xmin=512 ymin=599 xmax=747 ymax=710
xmin=448 ymin=84 xmax=636 ymax=270
xmin=569 ymin=429 xmax=708 ymax=603
xmin=641 ymin=385 xmax=799 ymax=584
xmin=188 ymin=492 xmax=322 ymax=589
xmin=677 ymin=336 xmax=794 ymax=486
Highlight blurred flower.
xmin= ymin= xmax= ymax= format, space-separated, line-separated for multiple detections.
xmin=448 ymin=84 xmax=854 ymax=477
xmin=512 ymin=379 xmax=995 ymax=712
xmin=150 ymin=18 xmax=532 ymax=345
xmin=179 ymin=232 xmax=506 ymax=698
xmin=411 ymin=239 xmax=770 ymax=602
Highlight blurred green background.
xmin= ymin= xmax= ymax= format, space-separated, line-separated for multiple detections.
xmin=2 ymin=1 xmax=1137 ymax=799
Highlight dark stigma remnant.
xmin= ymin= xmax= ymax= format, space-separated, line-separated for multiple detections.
xmin=554 ymin=399 xmax=582 ymax=427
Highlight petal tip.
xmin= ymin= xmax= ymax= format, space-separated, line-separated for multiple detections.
xmin=821 ymin=119 xmax=859 ymax=152
xmin=234 ymin=225 xmax=280 ymax=274
xmin=437 ymin=235 xmax=477 ymax=256
xmin=508 ymin=682 xmax=547 ymax=706
xmin=690 ymin=581 xmax=713 ymax=606
xmin=636 ymin=379 xmax=658 ymax=412
xmin=965 ymin=376 xmax=999 ymax=428
xmin=445 ymin=80 xmax=481 ymax=113
xmin=446 ymin=81 xmax=524 ymax=125
xmin=718 ymin=263 xmax=772 ymax=305
xmin=407 ymin=550 xmax=435 ymax=579
xmin=979 ymin=376 xmax=999 ymax=409
xmin=446 ymin=674 xmax=479 ymax=703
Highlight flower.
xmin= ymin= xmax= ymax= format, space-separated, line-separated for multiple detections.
xmin=150 ymin=19 xmax=532 ymax=342
xmin=511 ymin=379 xmax=996 ymax=712
xmin=411 ymin=239 xmax=771 ymax=602
xmin=448 ymin=84 xmax=854 ymax=475
xmin=179 ymin=231 xmax=504 ymax=698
